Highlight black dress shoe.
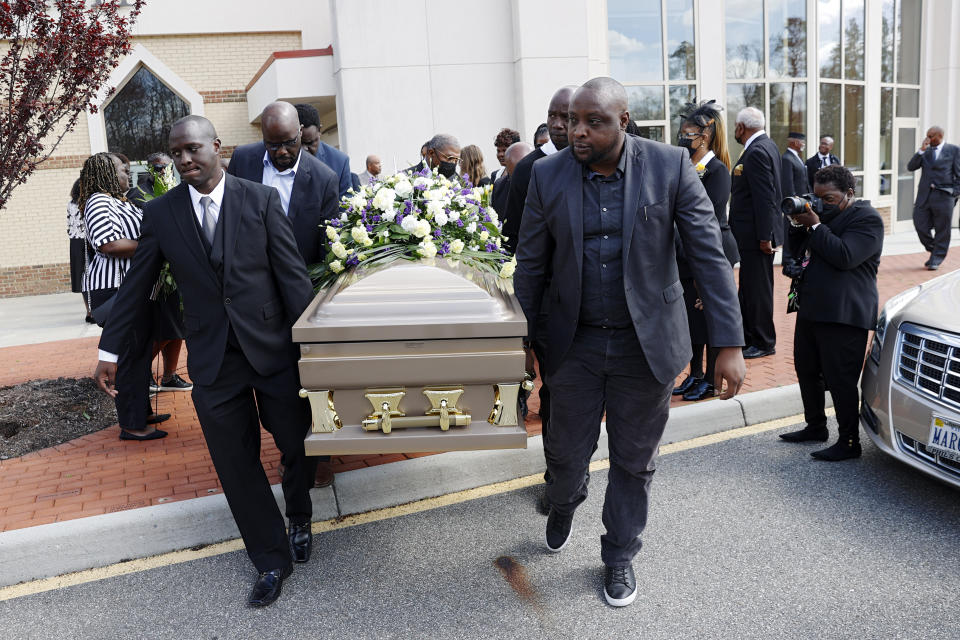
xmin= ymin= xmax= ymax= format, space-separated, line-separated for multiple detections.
xmin=682 ymin=379 xmax=714 ymax=401
xmin=146 ymin=413 xmax=171 ymax=425
xmin=779 ymin=425 xmax=829 ymax=442
xmin=289 ymin=522 xmax=312 ymax=563
xmin=811 ymin=438 xmax=862 ymax=461
xmin=927 ymin=260 xmax=942 ymax=271
xmin=119 ymin=428 xmax=168 ymax=441
xmin=672 ymin=374 xmax=700 ymax=396
xmin=545 ymin=508 xmax=574 ymax=552
xmin=743 ymin=346 xmax=775 ymax=359
xmin=247 ymin=564 xmax=293 ymax=607
xmin=604 ymin=564 xmax=638 ymax=607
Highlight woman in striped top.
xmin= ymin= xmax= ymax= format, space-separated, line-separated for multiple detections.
xmin=80 ymin=152 xmax=168 ymax=441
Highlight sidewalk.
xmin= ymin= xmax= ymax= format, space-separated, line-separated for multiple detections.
xmin=0 ymin=230 xmax=957 ymax=537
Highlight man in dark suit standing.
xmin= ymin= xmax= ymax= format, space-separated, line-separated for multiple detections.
xmin=780 ymin=165 xmax=884 ymax=460
xmin=906 ymin=125 xmax=960 ymax=270
xmin=94 ymin=115 xmax=316 ymax=608
xmin=515 ymin=77 xmax=745 ymax=607
xmin=491 ymin=141 xmax=531 ymax=224
xmin=729 ymin=107 xmax=783 ymax=359
xmin=294 ymin=103 xmax=353 ymax=198
xmin=227 ymin=101 xmax=339 ymax=266
xmin=780 ymin=132 xmax=808 ymax=276
xmin=805 ymin=136 xmax=840 ymax=191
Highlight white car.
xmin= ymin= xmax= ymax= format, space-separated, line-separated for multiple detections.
xmin=860 ymin=268 xmax=960 ymax=489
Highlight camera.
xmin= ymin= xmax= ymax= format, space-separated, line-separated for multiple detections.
xmin=781 ymin=193 xmax=823 ymax=216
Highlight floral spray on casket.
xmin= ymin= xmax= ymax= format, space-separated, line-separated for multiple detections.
xmin=310 ymin=167 xmax=516 ymax=290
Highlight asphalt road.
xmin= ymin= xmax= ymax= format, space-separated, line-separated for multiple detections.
xmin=3 ymin=420 xmax=959 ymax=640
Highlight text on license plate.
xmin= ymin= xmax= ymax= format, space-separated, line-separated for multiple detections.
xmin=928 ymin=415 xmax=960 ymax=462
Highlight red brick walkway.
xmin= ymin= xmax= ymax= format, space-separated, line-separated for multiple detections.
xmin=0 ymin=251 xmax=955 ymax=532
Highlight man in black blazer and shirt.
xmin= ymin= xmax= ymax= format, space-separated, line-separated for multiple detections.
xmin=805 ymin=136 xmax=840 ymax=191
xmin=227 ymin=101 xmax=339 ymax=266
xmin=729 ymin=107 xmax=783 ymax=358
xmin=94 ymin=116 xmax=316 ymax=608
xmin=907 ymin=125 xmax=960 ymax=269
xmin=780 ymin=132 xmax=808 ymax=275
xmin=780 ymin=165 xmax=884 ymax=461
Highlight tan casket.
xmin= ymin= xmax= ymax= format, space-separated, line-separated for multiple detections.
xmin=292 ymin=259 xmax=530 ymax=455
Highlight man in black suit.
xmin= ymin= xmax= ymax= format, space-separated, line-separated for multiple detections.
xmin=492 ymin=140 xmax=532 ymax=223
xmin=729 ymin=107 xmax=783 ymax=359
xmin=503 ymin=86 xmax=575 ymax=254
xmin=780 ymin=132 xmax=808 ymax=277
xmin=516 ymin=78 xmax=745 ymax=607
xmin=227 ymin=101 xmax=339 ymax=266
xmin=805 ymin=136 xmax=840 ymax=191
xmin=780 ymin=165 xmax=884 ymax=461
xmin=94 ymin=115 xmax=316 ymax=608
xmin=294 ymin=103 xmax=353 ymax=198
xmin=906 ymin=125 xmax=960 ymax=270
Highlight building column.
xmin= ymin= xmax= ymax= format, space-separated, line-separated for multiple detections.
xmin=861 ymin=0 xmax=882 ymax=203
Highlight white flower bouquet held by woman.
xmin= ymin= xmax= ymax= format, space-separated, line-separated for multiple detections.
xmin=310 ymin=168 xmax=516 ymax=291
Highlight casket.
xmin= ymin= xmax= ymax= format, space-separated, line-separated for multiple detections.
xmin=292 ymin=259 xmax=531 ymax=455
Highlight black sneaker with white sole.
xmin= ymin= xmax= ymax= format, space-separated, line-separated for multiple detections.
xmin=545 ymin=508 xmax=573 ymax=552
xmin=158 ymin=374 xmax=193 ymax=391
xmin=603 ymin=564 xmax=637 ymax=607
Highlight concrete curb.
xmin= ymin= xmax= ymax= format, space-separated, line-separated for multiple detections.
xmin=0 ymin=383 xmax=823 ymax=588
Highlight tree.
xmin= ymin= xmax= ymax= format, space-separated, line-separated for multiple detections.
xmin=0 ymin=0 xmax=144 ymax=211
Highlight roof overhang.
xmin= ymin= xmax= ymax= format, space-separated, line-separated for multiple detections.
xmin=245 ymin=47 xmax=337 ymax=122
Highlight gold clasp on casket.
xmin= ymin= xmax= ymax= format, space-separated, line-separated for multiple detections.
xmin=363 ymin=389 xmax=406 ymax=434
xmin=488 ymin=382 xmax=522 ymax=427
xmin=423 ymin=387 xmax=465 ymax=431
xmin=299 ymin=389 xmax=343 ymax=433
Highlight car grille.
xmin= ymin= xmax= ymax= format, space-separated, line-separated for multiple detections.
xmin=894 ymin=323 xmax=960 ymax=410
xmin=896 ymin=431 xmax=960 ymax=481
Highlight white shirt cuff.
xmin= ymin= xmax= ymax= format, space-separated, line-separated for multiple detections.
xmin=98 ymin=349 xmax=119 ymax=363
xmin=811 ymin=222 xmax=821 ymax=231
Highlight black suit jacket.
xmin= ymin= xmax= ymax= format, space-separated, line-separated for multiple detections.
xmin=99 ymin=175 xmax=314 ymax=385
xmin=906 ymin=143 xmax=960 ymax=207
xmin=781 ymin=150 xmax=807 ymax=198
xmin=491 ymin=172 xmax=510 ymax=220
xmin=805 ymin=153 xmax=841 ymax=191
xmin=787 ymin=200 xmax=884 ymax=330
xmin=730 ymin=134 xmax=784 ymax=248
xmin=227 ymin=142 xmax=339 ymax=266
xmin=515 ymin=135 xmax=743 ymax=383
xmin=503 ymin=148 xmax=547 ymax=253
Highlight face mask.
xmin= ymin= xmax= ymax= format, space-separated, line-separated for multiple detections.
xmin=820 ymin=195 xmax=847 ymax=221
xmin=678 ymin=138 xmax=694 ymax=153
xmin=438 ymin=160 xmax=458 ymax=179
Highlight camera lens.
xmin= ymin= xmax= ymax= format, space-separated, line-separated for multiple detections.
xmin=780 ymin=196 xmax=806 ymax=215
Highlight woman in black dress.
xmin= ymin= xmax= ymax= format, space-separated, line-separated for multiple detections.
xmin=673 ymin=101 xmax=740 ymax=401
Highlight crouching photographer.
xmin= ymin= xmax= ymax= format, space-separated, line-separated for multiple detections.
xmin=778 ymin=165 xmax=884 ymax=461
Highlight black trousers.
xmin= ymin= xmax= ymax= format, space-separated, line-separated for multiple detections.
xmin=545 ymin=327 xmax=671 ymax=567
xmin=738 ymin=249 xmax=776 ymax=350
xmin=191 ymin=344 xmax=316 ymax=572
xmin=913 ymin=197 xmax=955 ymax=261
xmin=793 ymin=318 xmax=868 ymax=441
xmin=90 ymin=287 xmax=152 ymax=429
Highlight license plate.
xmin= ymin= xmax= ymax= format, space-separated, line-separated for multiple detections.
xmin=928 ymin=415 xmax=960 ymax=462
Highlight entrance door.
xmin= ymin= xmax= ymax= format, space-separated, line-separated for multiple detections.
xmin=894 ymin=121 xmax=919 ymax=232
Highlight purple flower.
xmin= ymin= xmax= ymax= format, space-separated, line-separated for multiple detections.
xmin=418 ymin=167 xmax=430 ymax=177
xmin=370 ymin=214 xmax=381 ymax=223
xmin=485 ymin=242 xmax=498 ymax=253
xmin=438 ymin=241 xmax=450 ymax=256
xmin=346 ymin=254 xmax=360 ymax=268
xmin=395 ymin=213 xmax=404 ymax=226
xmin=456 ymin=218 xmax=464 ymax=228
xmin=366 ymin=224 xmax=374 ymax=233
xmin=330 ymin=219 xmax=342 ymax=228
xmin=433 ymin=229 xmax=442 ymax=238
xmin=460 ymin=188 xmax=471 ymax=196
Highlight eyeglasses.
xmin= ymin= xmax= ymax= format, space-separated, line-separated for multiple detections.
xmin=437 ymin=151 xmax=460 ymax=163
xmin=677 ymin=131 xmax=703 ymax=140
xmin=265 ymin=127 xmax=302 ymax=152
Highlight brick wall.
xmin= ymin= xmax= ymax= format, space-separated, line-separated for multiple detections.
xmin=876 ymin=206 xmax=892 ymax=233
xmin=0 ymin=264 xmax=71 ymax=298
xmin=0 ymin=32 xmax=300 ymax=295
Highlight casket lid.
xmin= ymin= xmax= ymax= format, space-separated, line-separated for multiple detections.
xmin=292 ymin=259 xmax=528 ymax=343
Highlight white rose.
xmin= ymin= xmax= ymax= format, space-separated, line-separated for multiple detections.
xmin=414 ymin=219 xmax=432 ymax=238
xmin=466 ymin=222 xmax=477 ymax=234
xmin=487 ymin=208 xmax=499 ymax=223
xmin=348 ymin=194 xmax=365 ymax=211
xmin=479 ymin=230 xmax=489 ymax=241
xmin=372 ymin=187 xmax=396 ymax=211
xmin=468 ymin=244 xmax=479 ymax=251
xmin=340 ymin=212 xmax=348 ymax=222
xmin=351 ymin=226 xmax=369 ymax=244
xmin=499 ymin=259 xmax=516 ymax=279
xmin=424 ymin=189 xmax=444 ymax=202
xmin=494 ymin=236 xmax=502 ymax=247
xmin=331 ymin=242 xmax=348 ymax=259
xmin=453 ymin=195 xmax=467 ymax=208
xmin=329 ymin=260 xmax=344 ymax=273
xmin=401 ymin=216 xmax=419 ymax=234
xmin=418 ymin=240 xmax=438 ymax=258
xmin=426 ymin=200 xmax=445 ymax=218
xmin=381 ymin=209 xmax=396 ymax=223
xmin=394 ymin=180 xmax=413 ymax=198
xmin=434 ymin=210 xmax=449 ymax=226
xmin=325 ymin=226 xmax=338 ymax=241
xmin=448 ymin=209 xmax=461 ymax=221
xmin=450 ymin=239 xmax=465 ymax=254
xmin=413 ymin=176 xmax=431 ymax=189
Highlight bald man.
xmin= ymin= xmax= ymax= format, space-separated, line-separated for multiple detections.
xmin=907 ymin=126 xmax=960 ymax=269
xmin=358 ymin=154 xmax=382 ymax=185
xmin=491 ymin=141 xmax=532 ymax=228
xmin=515 ymin=77 xmax=745 ymax=607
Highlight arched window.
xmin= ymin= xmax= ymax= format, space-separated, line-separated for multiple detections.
xmin=103 ymin=66 xmax=190 ymax=161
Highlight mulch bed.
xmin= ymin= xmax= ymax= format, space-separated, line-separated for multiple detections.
xmin=0 ymin=378 xmax=116 ymax=459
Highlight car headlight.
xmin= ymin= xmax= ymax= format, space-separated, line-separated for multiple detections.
xmin=871 ymin=285 xmax=922 ymax=364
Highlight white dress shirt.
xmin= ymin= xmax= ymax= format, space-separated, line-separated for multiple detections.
xmin=99 ymin=170 xmax=227 ymax=363
xmin=540 ymin=139 xmax=559 ymax=156
xmin=742 ymin=129 xmax=765 ymax=152
xmin=787 ymin=147 xmax=802 ymax=162
xmin=817 ymin=153 xmax=833 ymax=167
xmin=261 ymin=150 xmax=301 ymax=215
